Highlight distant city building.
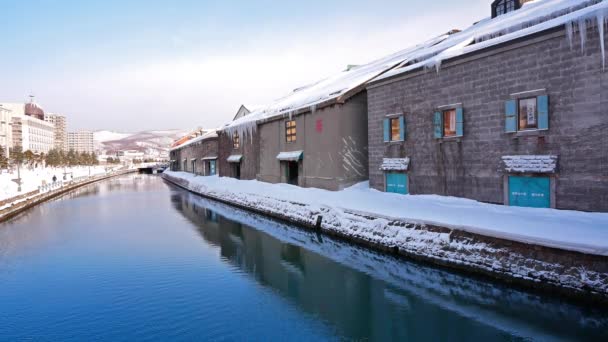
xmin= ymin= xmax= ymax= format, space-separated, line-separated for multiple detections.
xmin=1 ymin=102 xmax=55 ymax=154
xmin=45 ymin=114 xmax=67 ymax=151
xmin=0 ymin=105 xmax=13 ymax=158
xmin=117 ymin=150 xmax=144 ymax=161
xmin=67 ymin=131 xmax=94 ymax=153
xmin=11 ymin=114 xmax=55 ymax=154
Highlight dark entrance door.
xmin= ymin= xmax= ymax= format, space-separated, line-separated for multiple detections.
xmin=234 ymin=163 xmax=241 ymax=180
xmin=287 ymin=161 xmax=298 ymax=185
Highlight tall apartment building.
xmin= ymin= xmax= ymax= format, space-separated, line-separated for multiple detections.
xmin=0 ymin=105 xmax=13 ymax=158
xmin=44 ymin=113 xmax=67 ymax=151
xmin=67 ymin=131 xmax=94 ymax=153
xmin=1 ymin=102 xmax=55 ymax=154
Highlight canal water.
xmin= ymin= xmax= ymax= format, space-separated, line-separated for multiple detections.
xmin=0 ymin=174 xmax=606 ymax=341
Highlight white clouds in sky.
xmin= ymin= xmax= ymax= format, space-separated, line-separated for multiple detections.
xmin=5 ymin=1 xmax=489 ymax=132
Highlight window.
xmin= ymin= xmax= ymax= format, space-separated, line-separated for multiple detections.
xmin=232 ymin=132 xmax=240 ymax=149
xmin=389 ymin=118 xmax=400 ymax=141
xmin=518 ymin=97 xmax=537 ymax=130
xmin=434 ymin=107 xmax=463 ymax=139
xmin=443 ymin=109 xmax=457 ymax=137
xmin=383 ymin=115 xmax=405 ymax=142
xmin=493 ymin=0 xmax=518 ymax=18
xmin=286 ymin=120 xmax=296 ymax=142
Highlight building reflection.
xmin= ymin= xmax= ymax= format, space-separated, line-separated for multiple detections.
xmin=171 ymin=191 xmax=608 ymax=341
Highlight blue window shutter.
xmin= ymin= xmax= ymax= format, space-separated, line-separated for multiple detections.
xmin=433 ymin=111 xmax=443 ymax=138
xmin=456 ymin=107 xmax=464 ymax=137
xmin=505 ymin=100 xmax=517 ymax=133
xmin=383 ymin=118 xmax=390 ymax=142
xmin=399 ymin=116 xmax=406 ymax=141
xmin=537 ymin=95 xmax=549 ymax=130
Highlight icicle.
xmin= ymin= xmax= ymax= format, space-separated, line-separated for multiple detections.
xmin=597 ymin=11 xmax=606 ymax=71
xmin=565 ymin=21 xmax=574 ymax=50
xmin=578 ymin=18 xmax=587 ymax=53
xmin=434 ymin=59 xmax=442 ymax=74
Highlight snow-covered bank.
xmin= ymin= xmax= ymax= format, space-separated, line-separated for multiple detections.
xmin=164 ymin=171 xmax=608 ymax=300
xmin=0 ymin=166 xmax=112 ymax=202
xmin=163 ymin=171 xmax=608 ymax=256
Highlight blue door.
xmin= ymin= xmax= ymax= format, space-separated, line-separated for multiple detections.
xmin=508 ymin=176 xmax=550 ymax=208
xmin=386 ymin=172 xmax=408 ymax=195
xmin=209 ymin=160 xmax=216 ymax=175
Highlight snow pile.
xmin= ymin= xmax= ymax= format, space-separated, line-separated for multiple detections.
xmin=380 ymin=158 xmax=410 ymax=171
xmin=222 ymin=0 xmax=608 ymax=140
xmin=0 ymin=166 xmax=109 ymax=201
xmin=164 ymin=171 xmax=608 ymax=256
xmin=502 ymin=155 xmax=558 ymax=173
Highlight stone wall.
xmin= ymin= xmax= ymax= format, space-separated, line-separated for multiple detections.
xmin=257 ymin=92 xmax=369 ymax=190
xmin=367 ymin=27 xmax=608 ymax=211
xmin=217 ymin=130 xmax=259 ymax=180
xmin=170 ymin=138 xmax=218 ymax=174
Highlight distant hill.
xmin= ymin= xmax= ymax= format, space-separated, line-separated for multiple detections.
xmin=94 ymin=129 xmax=187 ymax=157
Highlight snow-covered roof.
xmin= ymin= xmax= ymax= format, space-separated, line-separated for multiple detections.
xmin=502 ymin=155 xmax=558 ymax=173
xmin=222 ymin=33 xmax=453 ymax=137
xmin=276 ymin=150 xmax=304 ymax=161
xmin=227 ymin=154 xmax=243 ymax=163
xmin=380 ymin=158 xmax=410 ymax=171
xmin=222 ymin=0 xmax=608 ymax=140
xmin=170 ymin=130 xmax=218 ymax=151
xmin=377 ymin=0 xmax=608 ymax=82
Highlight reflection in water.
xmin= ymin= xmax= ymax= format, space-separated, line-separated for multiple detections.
xmin=172 ymin=190 xmax=608 ymax=341
xmin=0 ymin=174 xmax=606 ymax=341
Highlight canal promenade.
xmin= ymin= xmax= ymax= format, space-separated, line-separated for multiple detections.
xmin=0 ymin=168 xmax=138 ymax=223
xmin=162 ymin=170 xmax=608 ymax=304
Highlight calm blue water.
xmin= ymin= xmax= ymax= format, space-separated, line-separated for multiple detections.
xmin=0 ymin=174 xmax=606 ymax=341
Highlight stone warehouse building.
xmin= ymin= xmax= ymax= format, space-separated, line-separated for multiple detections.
xmin=216 ymin=105 xmax=261 ymax=180
xmin=366 ymin=0 xmax=608 ymax=211
xmin=255 ymin=92 xmax=368 ymax=190
xmin=170 ymin=131 xmax=219 ymax=176
xmin=218 ymin=35 xmax=451 ymax=189
xmin=217 ymin=129 xmax=259 ymax=180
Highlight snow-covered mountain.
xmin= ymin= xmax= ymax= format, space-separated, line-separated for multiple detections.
xmin=94 ymin=129 xmax=187 ymax=156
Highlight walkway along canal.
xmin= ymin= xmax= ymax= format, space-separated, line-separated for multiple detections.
xmin=0 ymin=174 xmax=606 ymax=340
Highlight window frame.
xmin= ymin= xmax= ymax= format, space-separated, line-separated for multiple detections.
xmin=232 ymin=132 xmax=240 ymax=149
xmin=517 ymin=96 xmax=538 ymax=131
xmin=442 ymin=109 xmax=458 ymax=138
xmin=493 ymin=0 xmax=518 ymax=18
xmin=285 ymin=120 xmax=297 ymax=143
xmin=385 ymin=113 xmax=404 ymax=142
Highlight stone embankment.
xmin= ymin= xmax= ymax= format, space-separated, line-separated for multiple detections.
xmin=162 ymin=172 xmax=608 ymax=305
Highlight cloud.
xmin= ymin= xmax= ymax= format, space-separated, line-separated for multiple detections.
xmin=5 ymin=1 xmax=489 ymax=132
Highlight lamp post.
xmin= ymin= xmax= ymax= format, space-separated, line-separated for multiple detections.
xmin=16 ymin=163 xmax=21 ymax=192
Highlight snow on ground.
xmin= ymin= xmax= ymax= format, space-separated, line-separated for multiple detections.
xmin=164 ymin=171 xmax=608 ymax=255
xmin=0 ymin=166 xmax=110 ymax=201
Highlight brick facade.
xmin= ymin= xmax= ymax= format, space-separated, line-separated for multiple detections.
xmin=367 ymin=27 xmax=608 ymax=212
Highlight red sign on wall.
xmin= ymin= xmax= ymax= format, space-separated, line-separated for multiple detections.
xmin=315 ymin=119 xmax=323 ymax=133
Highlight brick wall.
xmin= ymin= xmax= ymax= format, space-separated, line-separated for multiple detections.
xmin=367 ymin=27 xmax=608 ymax=211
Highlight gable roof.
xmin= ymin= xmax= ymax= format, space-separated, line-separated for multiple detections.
xmin=222 ymin=0 xmax=608 ymax=138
